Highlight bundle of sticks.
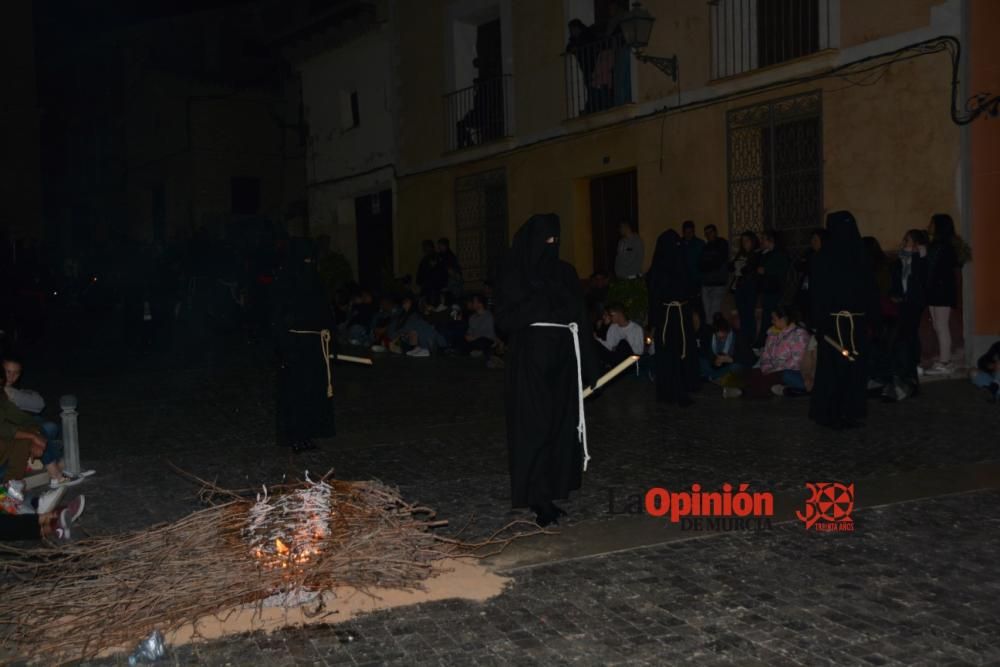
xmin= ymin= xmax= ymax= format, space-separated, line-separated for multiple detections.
xmin=0 ymin=473 xmax=535 ymax=664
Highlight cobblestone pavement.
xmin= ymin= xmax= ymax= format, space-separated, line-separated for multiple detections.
xmin=16 ymin=332 xmax=1000 ymax=664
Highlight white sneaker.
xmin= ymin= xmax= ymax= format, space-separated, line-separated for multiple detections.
xmin=370 ymin=344 xmax=387 ymax=353
xmin=50 ymin=476 xmax=84 ymax=489
xmin=64 ymin=495 xmax=86 ymax=524
xmin=924 ymin=362 xmax=954 ymax=377
xmin=723 ymin=387 xmax=743 ymax=399
xmin=770 ymin=384 xmax=786 ymax=397
xmin=55 ymin=510 xmax=72 ymax=541
xmin=65 ymin=470 xmax=96 ymax=481
xmin=406 ymin=347 xmax=430 ymax=358
xmin=916 ymin=366 xmax=925 ymax=377
xmin=36 ymin=486 xmax=66 ymax=515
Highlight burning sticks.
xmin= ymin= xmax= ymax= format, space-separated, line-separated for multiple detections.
xmin=0 ymin=474 xmax=529 ymax=665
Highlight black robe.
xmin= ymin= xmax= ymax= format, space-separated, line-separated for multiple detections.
xmin=495 ymin=215 xmax=599 ymax=508
xmin=272 ymin=240 xmax=335 ymax=446
xmin=647 ymin=230 xmax=700 ymax=404
xmin=809 ymin=211 xmax=880 ymax=427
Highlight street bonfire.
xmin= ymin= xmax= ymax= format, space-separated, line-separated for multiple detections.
xmin=0 ymin=471 xmax=534 ymax=665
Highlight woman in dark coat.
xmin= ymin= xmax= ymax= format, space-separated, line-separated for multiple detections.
xmin=647 ymin=230 xmax=699 ymax=406
xmin=272 ymin=238 xmax=335 ymax=452
xmin=731 ymin=231 xmax=761 ymax=344
xmin=495 ymin=214 xmax=599 ymax=527
xmin=924 ymin=213 xmax=959 ymax=375
xmin=809 ymin=211 xmax=880 ymax=429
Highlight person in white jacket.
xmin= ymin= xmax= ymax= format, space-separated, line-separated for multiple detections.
xmin=3 ymin=357 xmax=45 ymax=414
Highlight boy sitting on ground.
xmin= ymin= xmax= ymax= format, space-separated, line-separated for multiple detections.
xmin=461 ymin=295 xmax=500 ymax=367
xmin=0 ymin=374 xmax=85 ymax=489
xmin=972 ymin=340 xmax=1000 ymax=402
xmin=3 ymin=356 xmax=45 ymax=415
xmin=593 ymin=303 xmax=644 ymax=368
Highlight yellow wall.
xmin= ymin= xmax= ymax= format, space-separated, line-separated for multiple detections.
xmin=398 ymin=64 xmax=957 ymax=279
xmin=394 ymin=0 xmax=959 ymax=280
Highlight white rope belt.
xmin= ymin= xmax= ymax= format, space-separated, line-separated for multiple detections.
xmin=530 ymin=321 xmax=589 ymax=471
xmin=830 ymin=311 xmax=864 ymax=356
xmin=661 ymin=301 xmax=687 ymax=360
xmin=288 ymin=329 xmax=334 ymax=398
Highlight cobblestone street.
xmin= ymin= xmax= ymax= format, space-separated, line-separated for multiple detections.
xmin=21 ymin=336 xmax=1000 ymax=665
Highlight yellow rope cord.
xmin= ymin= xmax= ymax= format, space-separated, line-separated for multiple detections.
xmin=830 ymin=311 xmax=863 ymax=355
xmin=288 ymin=329 xmax=334 ymax=398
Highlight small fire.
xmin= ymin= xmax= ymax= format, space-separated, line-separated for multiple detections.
xmin=275 ymin=538 xmax=290 ymax=555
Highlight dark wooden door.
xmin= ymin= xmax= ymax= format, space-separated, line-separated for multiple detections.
xmin=590 ymin=169 xmax=638 ymax=276
xmin=355 ymin=190 xmax=393 ymax=290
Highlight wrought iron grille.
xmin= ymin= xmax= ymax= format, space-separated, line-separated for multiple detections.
xmin=444 ymin=75 xmax=512 ymax=152
xmin=454 ymin=169 xmax=509 ymax=287
xmin=564 ymin=34 xmax=633 ymax=119
xmin=727 ymin=91 xmax=822 ymax=252
xmin=710 ymin=0 xmax=832 ymax=80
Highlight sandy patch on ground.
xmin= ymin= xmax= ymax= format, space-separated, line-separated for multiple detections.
xmin=163 ymin=558 xmax=509 ymax=647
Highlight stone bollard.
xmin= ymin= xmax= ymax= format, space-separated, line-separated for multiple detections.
xmin=60 ymin=395 xmax=81 ymax=476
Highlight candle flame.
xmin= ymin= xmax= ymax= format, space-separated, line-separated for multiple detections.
xmin=275 ymin=538 xmax=290 ymax=555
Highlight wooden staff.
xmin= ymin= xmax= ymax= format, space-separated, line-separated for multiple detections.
xmin=328 ymin=354 xmax=374 ymax=366
xmin=583 ymin=355 xmax=640 ymax=398
xmin=822 ymin=335 xmax=856 ymax=362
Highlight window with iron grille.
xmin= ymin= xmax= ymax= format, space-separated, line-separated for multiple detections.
xmin=727 ymin=91 xmax=822 ymax=253
xmin=710 ymin=0 xmax=835 ymax=79
xmin=454 ymin=169 xmax=508 ymax=287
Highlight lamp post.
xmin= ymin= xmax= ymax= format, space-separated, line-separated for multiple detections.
xmin=618 ymin=1 xmax=678 ymax=83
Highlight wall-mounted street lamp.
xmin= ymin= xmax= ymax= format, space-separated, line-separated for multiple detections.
xmin=618 ymin=1 xmax=678 ymax=82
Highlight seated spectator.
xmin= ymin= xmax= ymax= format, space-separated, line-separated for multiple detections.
xmin=972 ymin=341 xmax=1000 ymax=402
xmin=1 ymin=374 xmax=91 ymax=489
xmin=0 ymin=494 xmax=84 ymax=542
xmin=691 ymin=310 xmax=713 ymax=363
xmin=369 ymin=296 xmax=401 ymax=352
xmin=3 ymin=356 xmax=45 ymax=415
xmin=737 ymin=307 xmax=809 ymax=399
xmin=700 ymin=314 xmax=743 ymax=385
xmin=593 ymin=303 xmax=644 ymax=368
xmin=460 ymin=294 xmax=497 ymax=360
xmin=482 ymin=280 xmax=497 ymax=311
xmin=387 ymin=295 xmax=445 ymax=358
xmin=3 ymin=354 xmax=58 ymax=442
xmin=594 ymin=310 xmax=612 ymax=341
xmin=344 ymin=289 xmax=376 ymax=346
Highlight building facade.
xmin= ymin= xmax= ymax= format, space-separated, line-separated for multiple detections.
xmin=281 ymin=0 xmax=399 ymax=289
xmin=282 ymin=0 xmax=995 ymax=360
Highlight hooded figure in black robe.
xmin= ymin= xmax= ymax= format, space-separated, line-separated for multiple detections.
xmin=495 ymin=214 xmax=599 ymax=527
xmin=272 ymin=238 xmax=335 ymax=451
xmin=647 ymin=230 xmax=699 ymax=406
xmin=809 ymin=211 xmax=880 ymax=428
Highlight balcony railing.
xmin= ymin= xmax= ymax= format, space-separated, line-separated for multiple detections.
xmin=444 ymin=75 xmax=512 ymax=152
xmin=710 ymin=0 xmax=833 ymax=80
xmin=564 ymin=34 xmax=633 ymax=120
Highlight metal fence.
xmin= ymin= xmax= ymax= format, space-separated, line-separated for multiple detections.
xmin=710 ymin=0 xmax=832 ymax=80
xmin=444 ymin=75 xmax=511 ymax=152
xmin=455 ymin=169 xmax=508 ymax=288
xmin=727 ymin=91 xmax=823 ymax=253
xmin=564 ymin=34 xmax=633 ymax=119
